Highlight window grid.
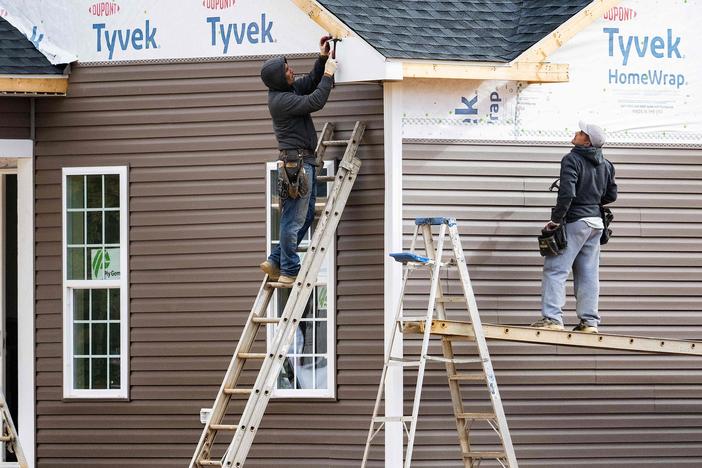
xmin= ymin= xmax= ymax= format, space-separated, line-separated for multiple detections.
xmin=63 ymin=167 xmax=128 ymax=400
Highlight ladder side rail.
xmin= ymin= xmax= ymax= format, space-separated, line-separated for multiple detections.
xmin=0 ymin=392 xmax=28 ymax=468
xmin=404 ymin=222 xmax=448 ymax=468
xmin=224 ymin=156 xmax=363 ymax=466
xmin=314 ymin=122 xmax=335 ymax=176
xmin=361 ymin=223 xmax=422 ymax=467
xmin=189 ymin=280 xmax=275 ymax=467
xmin=420 ymin=223 xmax=473 ymax=464
xmin=447 ymin=221 xmax=518 ymax=468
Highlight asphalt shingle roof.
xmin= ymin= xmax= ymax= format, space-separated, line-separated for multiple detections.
xmin=318 ymin=0 xmax=591 ymax=62
xmin=0 ymin=17 xmax=64 ymax=74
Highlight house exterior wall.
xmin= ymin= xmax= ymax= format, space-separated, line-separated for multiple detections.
xmin=0 ymin=97 xmax=30 ymax=139
xmin=33 ymin=57 xmax=385 ymax=467
xmin=402 ymin=141 xmax=702 ymax=467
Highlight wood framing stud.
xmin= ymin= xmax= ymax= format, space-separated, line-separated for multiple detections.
xmin=516 ymin=0 xmax=623 ymax=63
xmin=402 ymin=61 xmax=569 ymax=82
xmin=405 ymin=320 xmax=702 ymax=356
xmin=0 ymin=76 xmax=68 ymax=95
xmin=290 ymin=0 xmax=352 ymax=39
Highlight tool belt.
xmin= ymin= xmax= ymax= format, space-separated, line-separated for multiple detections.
xmin=277 ymin=149 xmax=311 ymax=200
xmin=538 ymin=223 xmax=567 ymax=257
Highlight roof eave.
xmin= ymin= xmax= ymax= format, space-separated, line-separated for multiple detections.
xmin=290 ymin=0 xmax=353 ymax=38
xmin=400 ymin=59 xmax=570 ymax=82
xmin=0 ymin=75 xmax=69 ymax=96
xmin=516 ymin=0 xmax=623 ymax=64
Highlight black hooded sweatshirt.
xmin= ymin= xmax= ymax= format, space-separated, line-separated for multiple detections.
xmin=551 ymin=145 xmax=618 ymax=224
xmin=260 ymin=55 xmax=333 ymax=164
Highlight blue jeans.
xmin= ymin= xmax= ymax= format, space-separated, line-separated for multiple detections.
xmin=268 ymin=162 xmax=317 ymax=276
xmin=541 ymin=220 xmax=602 ymax=327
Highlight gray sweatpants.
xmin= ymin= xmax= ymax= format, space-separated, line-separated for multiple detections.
xmin=541 ymin=220 xmax=602 ymax=327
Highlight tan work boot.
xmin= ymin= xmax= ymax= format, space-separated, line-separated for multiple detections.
xmin=530 ymin=317 xmax=564 ymax=331
xmin=259 ymin=260 xmax=280 ymax=281
xmin=573 ymin=320 xmax=599 ymax=334
xmin=277 ymin=274 xmax=297 ymax=285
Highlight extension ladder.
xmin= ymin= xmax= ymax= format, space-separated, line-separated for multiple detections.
xmin=0 ymin=392 xmax=27 ymax=468
xmin=362 ymin=217 xmax=518 ymax=468
xmin=190 ymin=121 xmax=366 ymax=468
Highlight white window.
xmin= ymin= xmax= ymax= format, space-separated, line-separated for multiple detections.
xmin=62 ymin=167 xmax=129 ymax=399
xmin=265 ymin=160 xmax=336 ymax=398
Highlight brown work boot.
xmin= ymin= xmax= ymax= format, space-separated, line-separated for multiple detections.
xmin=259 ymin=260 xmax=280 ymax=280
xmin=277 ymin=274 xmax=297 ymax=285
xmin=530 ymin=317 xmax=564 ymax=331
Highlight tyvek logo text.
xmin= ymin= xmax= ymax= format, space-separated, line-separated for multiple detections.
xmin=207 ymin=14 xmax=274 ymax=54
xmin=454 ymin=91 xmax=503 ymax=124
xmin=93 ymin=20 xmax=158 ymax=60
xmin=604 ymin=27 xmax=686 ymax=88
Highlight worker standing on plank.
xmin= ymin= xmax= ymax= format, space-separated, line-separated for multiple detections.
xmin=532 ymin=121 xmax=618 ymax=334
xmin=258 ymin=35 xmax=337 ymax=285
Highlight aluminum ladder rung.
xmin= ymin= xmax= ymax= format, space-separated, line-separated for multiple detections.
xmin=265 ymin=281 xmax=295 ymax=289
xmin=322 ymin=139 xmax=349 ymax=146
xmin=223 ymin=388 xmax=252 ymax=395
xmin=237 ymin=353 xmax=266 ymax=360
xmin=251 ymin=317 xmax=281 ymax=324
xmin=317 ymin=175 xmax=338 ymax=183
xmin=373 ymin=416 xmax=415 ymax=423
xmin=196 ymin=460 xmax=222 ymax=467
xmin=210 ymin=424 xmax=237 ymax=431
xmin=388 ymin=356 xmax=422 ymax=367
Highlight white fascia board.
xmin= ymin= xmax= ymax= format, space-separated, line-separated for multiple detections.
xmin=0 ymin=140 xmax=32 ymax=159
xmin=333 ymin=36 xmax=403 ymax=83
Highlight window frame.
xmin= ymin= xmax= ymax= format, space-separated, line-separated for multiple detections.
xmin=265 ymin=160 xmax=337 ymax=399
xmin=61 ymin=166 xmax=129 ymax=399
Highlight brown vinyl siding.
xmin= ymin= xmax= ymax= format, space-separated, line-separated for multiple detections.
xmin=0 ymin=97 xmax=30 ymax=139
xmin=403 ymin=142 xmax=702 ymax=466
xmin=34 ymin=58 xmax=384 ymax=467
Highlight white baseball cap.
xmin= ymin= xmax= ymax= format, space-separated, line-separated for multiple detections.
xmin=578 ymin=120 xmax=606 ymax=148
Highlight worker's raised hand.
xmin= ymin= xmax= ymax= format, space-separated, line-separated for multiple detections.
xmin=320 ymin=35 xmax=332 ymax=56
xmin=324 ymin=58 xmax=337 ymax=77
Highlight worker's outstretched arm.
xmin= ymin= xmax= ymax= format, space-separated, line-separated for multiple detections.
xmin=294 ymin=36 xmax=331 ymax=95
xmin=276 ymin=74 xmax=333 ymax=116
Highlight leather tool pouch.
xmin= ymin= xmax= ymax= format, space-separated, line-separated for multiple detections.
xmin=277 ymin=153 xmax=308 ymax=200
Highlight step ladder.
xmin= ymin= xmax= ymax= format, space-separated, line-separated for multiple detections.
xmin=190 ymin=121 xmax=366 ymax=468
xmin=362 ymin=217 xmax=518 ymax=468
xmin=0 ymin=392 xmax=27 ymax=468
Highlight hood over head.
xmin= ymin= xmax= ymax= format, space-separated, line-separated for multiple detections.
xmin=260 ymin=56 xmax=290 ymax=91
xmin=573 ymin=145 xmax=604 ymax=166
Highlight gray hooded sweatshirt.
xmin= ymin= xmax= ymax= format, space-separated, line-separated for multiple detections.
xmin=551 ymin=145 xmax=618 ymax=224
xmin=260 ymin=56 xmax=332 ymax=164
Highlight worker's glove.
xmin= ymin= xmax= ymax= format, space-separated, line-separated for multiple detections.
xmin=319 ymin=35 xmax=332 ymax=56
xmin=324 ymin=58 xmax=337 ymax=76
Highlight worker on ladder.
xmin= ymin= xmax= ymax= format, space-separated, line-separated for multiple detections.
xmin=258 ymin=35 xmax=338 ymax=285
